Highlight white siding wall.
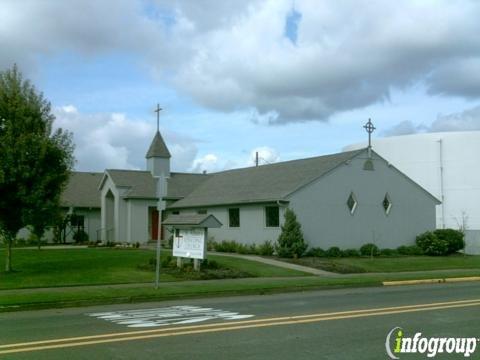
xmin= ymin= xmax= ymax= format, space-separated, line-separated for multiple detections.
xmin=127 ymin=199 xmax=157 ymax=244
xmin=288 ymin=152 xmax=437 ymax=249
xmin=167 ymin=205 xmax=285 ymax=245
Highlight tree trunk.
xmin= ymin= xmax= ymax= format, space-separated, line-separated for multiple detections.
xmin=5 ymin=235 xmax=12 ymax=272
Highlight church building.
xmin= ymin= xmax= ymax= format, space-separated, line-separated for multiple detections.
xmin=55 ymin=121 xmax=440 ymax=250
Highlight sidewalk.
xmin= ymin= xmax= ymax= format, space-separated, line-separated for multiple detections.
xmin=209 ymin=252 xmax=337 ymax=276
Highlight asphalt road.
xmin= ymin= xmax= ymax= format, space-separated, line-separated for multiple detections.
xmin=1 ymin=282 xmax=480 ymax=359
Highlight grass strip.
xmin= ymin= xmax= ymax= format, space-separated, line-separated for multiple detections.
xmin=3 ymin=270 xmax=480 ymax=312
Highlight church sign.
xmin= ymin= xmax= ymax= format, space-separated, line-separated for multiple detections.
xmin=164 ymin=213 xmax=223 ymax=267
xmin=173 ymin=228 xmax=206 ymax=260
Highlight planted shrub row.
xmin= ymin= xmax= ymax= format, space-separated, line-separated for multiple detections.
xmin=305 ymin=244 xmax=423 ymax=258
xmin=208 ymin=239 xmax=275 ymax=256
xmin=208 ymin=227 xmax=464 ymax=259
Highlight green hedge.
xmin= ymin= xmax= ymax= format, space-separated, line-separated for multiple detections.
xmin=416 ymin=229 xmax=464 ymax=256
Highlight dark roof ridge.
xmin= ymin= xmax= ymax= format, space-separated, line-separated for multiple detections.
xmin=106 ymin=169 xmax=151 ymax=173
xmin=211 ymin=148 xmax=366 ymax=175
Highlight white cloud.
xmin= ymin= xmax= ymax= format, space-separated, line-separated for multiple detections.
xmin=384 ymin=105 xmax=480 ymax=136
xmin=190 ymin=154 xmax=219 ymax=173
xmin=3 ymin=0 xmax=480 ymax=123
xmin=170 ymin=0 xmax=480 ymax=122
xmin=0 ymin=0 xmax=165 ymax=75
xmin=53 ymin=105 xmax=199 ymax=172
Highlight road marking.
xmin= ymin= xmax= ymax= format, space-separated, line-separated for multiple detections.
xmin=88 ymin=305 xmax=254 ymax=328
xmin=1 ymin=298 xmax=480 ymax=355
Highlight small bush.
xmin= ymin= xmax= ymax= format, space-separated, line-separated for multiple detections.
xmin=379 ymin=248 xmax=398 ymax=257
xmin=258 ymin=241 xmax=275 ymax=256
xmin=15 ymin=238 xmax=27 ymax=247
xmin=434 ymin=229 xmax=465 ymax=254
xmin=73 ymin=230 xmax=89 ymax=244
xmin=416 ymin=231 xmax=449 ymax=256
xmin=325 ymin=246 xmax=342 ymax=258
xmin=342 ymin=248 xmax=360 ymax=257
xmin=201 ymin=259 xmax=220 ymax=270
xmin=236 ymin=243 xmax=251 ymax=254
xmin=360 ymin=243 xmax=380 ymax=257
xmin=214 ymin=240 xmax=238 ymax=253
xmin=305 ymin=247 xmax=326 ymax=257
xmin=207 ymin=237 xmax=217 ymax=251
xmin=26 ymin=232 xmax=39 ymax=246
xmin=397 ymin=245 xmax=423 ymax=256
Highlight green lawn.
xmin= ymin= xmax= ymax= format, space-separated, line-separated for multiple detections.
xmin=289 ymin=255 xmax=480 ymax=274
xmin=0 ymin=248 xmax=307 ymax=290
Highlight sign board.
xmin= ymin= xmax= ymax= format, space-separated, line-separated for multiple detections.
xmin=173 ymin=228 xmax=206 ymax=259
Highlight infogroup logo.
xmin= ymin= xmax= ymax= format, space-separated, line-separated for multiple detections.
xmin=385 ymin=327 xmax=478 ymax=359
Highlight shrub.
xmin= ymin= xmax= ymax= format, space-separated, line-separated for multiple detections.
xmin=360 ymin=243 xmax=380 ymax=257
xmin=258 ymin=241 xmax=275 ymax=256
xmin=397 ymin=245 xmax=423 ymax=256
xmin=379 ymin=248 xmax=398 ymax=257
xmin=305 ymin=247 xmax=326 ymax=257
xmin=325 ymin=246 xmax=342 ymax=257
xmin=342 ymin=248 xmax=360 ymax=257
xmin=14 ymin=238 xmax=27 ymax=247
xmin=416 ymin=231 xmax=449 ymax=256
xmin=207 ymin=237 xmax=217 ymax=251
xmin=434 ymin=229 xmax=465 ymax=254
xmin=236 ymin=243 xmax=251 ymax=254
xmin=201 ymin=259 xmax=221 ymax=270
xmin=214 ymin=240 xmax=238 ymax=253
xmin=73 ymin=230 xmax=89 ymax=244
xmin=276 ymin=208 xmax=307 ymax=258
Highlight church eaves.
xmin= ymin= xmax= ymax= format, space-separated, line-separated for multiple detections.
xmin=146 ymin=131 xmax=171 ymax=159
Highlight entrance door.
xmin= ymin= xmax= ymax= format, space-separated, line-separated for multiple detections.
xmin=151 ymin=209 xmax=159 ymax=241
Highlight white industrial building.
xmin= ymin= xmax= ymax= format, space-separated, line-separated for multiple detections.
xmin=344 ymin=131 xmax=480 ymax=254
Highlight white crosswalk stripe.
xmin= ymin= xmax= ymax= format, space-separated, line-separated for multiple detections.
xmin=87 ymin=306 xmax=254 ymax=328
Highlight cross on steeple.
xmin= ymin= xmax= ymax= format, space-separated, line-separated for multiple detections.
xmin=363 ymin=118 xmax=376 ymax=149
xmin=154 ymin=104 xmax=162 ymax=132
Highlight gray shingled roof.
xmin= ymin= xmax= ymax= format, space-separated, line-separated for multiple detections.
xmin=169 ymin=149 xmax=365 ymax=209
xmin=146 ymin=131 xmax=171 ymax=158
xmin=167 ymin=173 xmax=211 ymax=199
xmin=106 ymin=170 xmax=157 ymax=199
xmin=61 ymin=172 xmax=103 ymax=208
xmin=105 ymin=170 xmax=210 ymax=200
xmin=163 ymin=214 xmax=222 ymax=228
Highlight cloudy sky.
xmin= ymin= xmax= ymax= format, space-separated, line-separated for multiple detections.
xmin=2 ymin=0 xmax=480 ymax=172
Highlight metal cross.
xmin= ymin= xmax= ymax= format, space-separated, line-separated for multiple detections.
xmin=154 ymin=104 xmax=163 ymax=132
xmin=363 ymin=118 xmax=376 ymax=148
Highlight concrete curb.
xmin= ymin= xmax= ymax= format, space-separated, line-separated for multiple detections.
xmin=383 ymin=276 xmax=480 ymax=286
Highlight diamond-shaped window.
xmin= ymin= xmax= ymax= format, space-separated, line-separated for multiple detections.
xmin=382 ymin=193 xmax=392 ymax=215
xmin=347 ymin=192 xmax=357 ymax=214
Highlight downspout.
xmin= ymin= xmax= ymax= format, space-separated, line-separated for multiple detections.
xmin=438 ymin=139 xmax=446 ymax=229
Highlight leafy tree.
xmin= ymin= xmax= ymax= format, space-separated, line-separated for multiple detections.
xmin=0 ymin=65 xmax=74 ymax=271
xmin=276 ymin=208 xmax=307 ymax=258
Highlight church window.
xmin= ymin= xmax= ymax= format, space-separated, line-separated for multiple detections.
xmin=229 ymin=208 xmax=240 ymax=227
xmin=347 ymin=192 xmax=357 ymax=214
xmin=382 ymin=193 xmax=392 ymax=215
xmin=265 ymin=206 xmax=280 ymax=227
